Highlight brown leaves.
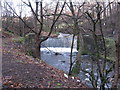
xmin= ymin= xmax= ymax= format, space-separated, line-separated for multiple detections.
xmin=3 ymin=81 xmax=22 ymax=88
xmin=2 ymin=36 xmax=87 ymax=88
xmin=3 ymin=76 xmax=23 ymax=88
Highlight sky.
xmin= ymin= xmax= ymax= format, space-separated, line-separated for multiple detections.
xmin=1 ymin=0 xmax=120 ymax=17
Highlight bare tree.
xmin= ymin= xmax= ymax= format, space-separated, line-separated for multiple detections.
xmin=2 ymin=1 xmax=15 ymax=33
xmin=63 ymin=0 xmax=85 ymax=75
xmin=6 ymin=0 xmax=66 ymax=59
xmin=18 ymin=0 xmax=25 ymax=36
xmin=81 ymin=1 xmax=115 ymax=89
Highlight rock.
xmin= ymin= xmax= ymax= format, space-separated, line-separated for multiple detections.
xmin=64 ymin=73 xmax=68 ymax=78
xmin=77 ymin=80 xmax=81 ymax=82
xmin=85 ymin=68 xmax=90 ymax=71
xmin=46 ymin=52 xmax=49 ymax=54
xmin=55 ymin=52 xmax=62 ymax=55
xmin=2 ymin=35 xmax=6 ymax=38
xmin=85 ymin=73 xmax=90 ymax=77
xmin=61 ymin=61 xmax=65 ymax=63
xmin=85 ymin=78 xmax=90 ymax=81
xmin=72 ymin=76 xmax=75 ymax=80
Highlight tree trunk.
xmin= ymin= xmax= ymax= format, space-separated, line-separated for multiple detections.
xmin=112 ymin=41 xmax=120 ymax=89
xmin=72 ymin=30 xmax=83 ymax=74
xmin=34 ymin=35 xmax=41 ymax=59
xmin=77 ymin=34 xmax=80 ymax=50
xmin=69 ymin=34 xmax=75 ymax=75
xmin=103 ymin=2 xmax=106 ymax=19
xmin=34 ymin=41 xmax=41 ymax=59
xmin=112 ymin=3 xmax=120 ymax=88
xmin=71 ymin=48 xmax=81 ymax=75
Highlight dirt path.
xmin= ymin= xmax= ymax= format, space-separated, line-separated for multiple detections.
xmin=2 ymin=35 xmax=87 ymax=88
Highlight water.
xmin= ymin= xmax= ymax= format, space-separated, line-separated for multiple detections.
xmin=41 ymin=47 xmax=78 ymax=53
xmin=41 ymin=33 xmax=78 ymax=73
xmin=41 ymin=48 xmax=77 ymax=72
xmin=40 ymin=33 xmax=120 ymax=88
xmin=41 ymin=33 xmax=77 ymax=48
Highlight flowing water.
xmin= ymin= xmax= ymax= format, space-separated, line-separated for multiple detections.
xmin=41 ymin=33 xmax=120 ymax=88
xmin=41 ymin=33 xmax=77 ymax=72
xmin=41 ymin=33 xmax=77 ymax=48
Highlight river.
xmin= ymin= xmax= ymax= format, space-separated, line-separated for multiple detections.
xmin=41 ymin=33 xmax=120 ymax=88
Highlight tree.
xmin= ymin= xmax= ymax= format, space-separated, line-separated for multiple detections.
xmin=2 ymin=0 xmax=15 ymax=33
xmin=6 ymin=0 xmax=66 ymax=59
xmin=81 ymin=1 xmax=115 ymax=89
xmin=17 ymin=0 xmax=26 ymax=36
xmin=64 ymin=0 xmax=85 ymax=75
xmin=112 ymin=2 xmax=120 ymax=88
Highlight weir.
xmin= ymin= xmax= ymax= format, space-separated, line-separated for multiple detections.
xmin=41 ymin=33 xmax=77 ymax=49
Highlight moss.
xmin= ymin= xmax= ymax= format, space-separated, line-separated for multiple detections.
xmin=80 ymin=46 xmax=93 ymax=55
xmin=12 ymin=37 xmax=25 ymax=44
xmin=71 ymin=60 xmax=80 ymax=76
xmin=104 ymin=38 xmax=116 ymax=62
xmin=25 ymin=33 xmax=35 ymax=37
xmin=100 ymin=55 xmax=115 ymax=62
xmin=96 ymin=38 xmax=116 ymax=62
xmin=81 ymin=50 xmax=89 ymax=55
xmin=2 ymin=31 xmax=14 ymax=37
xmin=4 ymin=30 xmax=14 ymax=35
xmin=57 ymin=83 xmax=62 ymax=86
xmin=26 ymin=49 xmax=34 ymax=56
xmin=81 ymin=37 xmax=116 ymax=62
xmin=52 ymin=31 xmax=59 ymax=35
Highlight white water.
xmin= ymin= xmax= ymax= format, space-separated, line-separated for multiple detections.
xmin=41 ymin=47 xmax=78 ymax=53
xmin=41 ymin=33 xmax=77 ymax=48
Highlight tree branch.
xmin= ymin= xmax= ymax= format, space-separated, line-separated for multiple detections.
xmin=5 ymin=2 xmax=37 ymax=35
xmin=41 ymin=1 xmax=66 ymax=42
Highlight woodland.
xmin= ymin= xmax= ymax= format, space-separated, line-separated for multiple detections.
xmin=1 ymin=0 xmax=120 ymax=89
